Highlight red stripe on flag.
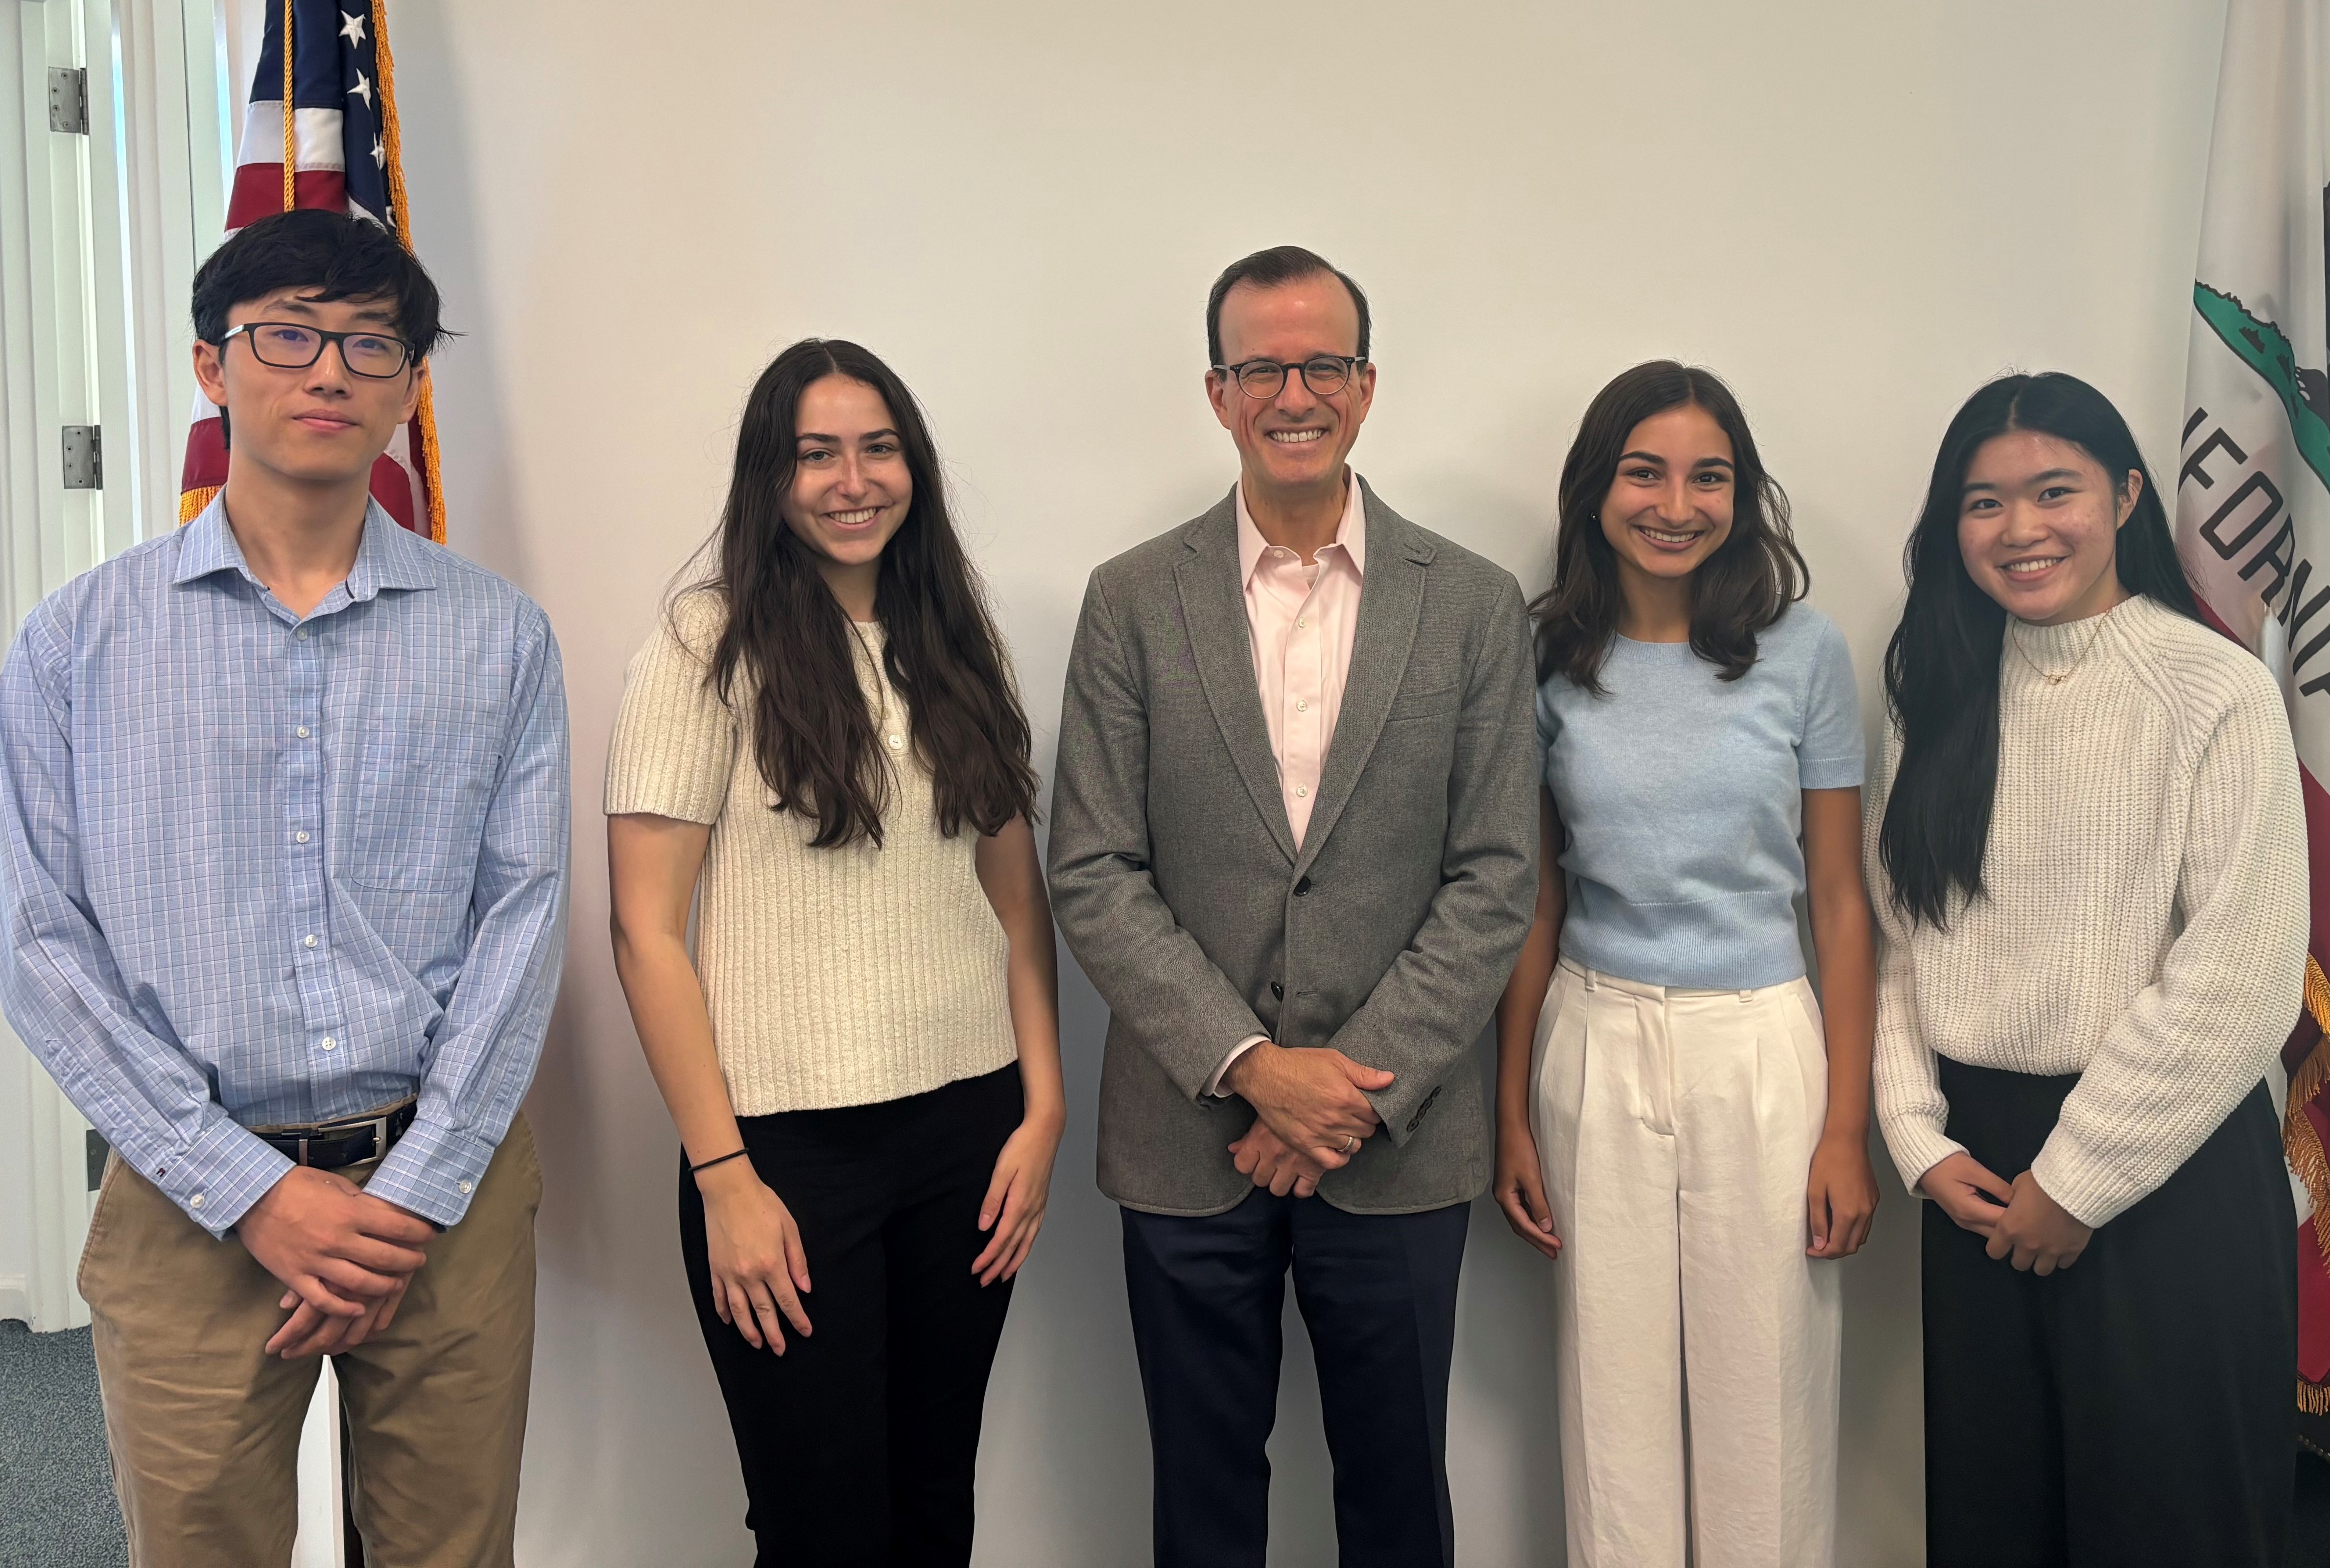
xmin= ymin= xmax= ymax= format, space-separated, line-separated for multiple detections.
xmin=179 ymin=412 xmax=227 ymax=494
xmin=2303 ymin=766 xmax=2330 ymax=984
xmin=368 ymin=452 xmax=418 ymax=532
xmin=224 ymin=164 xmax=349 ymax=229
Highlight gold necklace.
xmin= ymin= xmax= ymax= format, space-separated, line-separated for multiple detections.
xmin=2008 ymin=616 xmax=2108 ymax=686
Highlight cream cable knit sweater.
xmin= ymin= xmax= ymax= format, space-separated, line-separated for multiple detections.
xmin=1866 ymin=593 xmax=2307 ymax=1228
xmin=605 ymin=594 xmax=1018 ymax=1115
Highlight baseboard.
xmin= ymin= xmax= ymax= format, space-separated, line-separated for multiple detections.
xmin=0 ymin=1273 xmax=28 ymax=1326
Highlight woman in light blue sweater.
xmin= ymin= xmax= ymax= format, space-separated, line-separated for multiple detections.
xmin=1494 ymin=361 xmax=1879 ymax=1568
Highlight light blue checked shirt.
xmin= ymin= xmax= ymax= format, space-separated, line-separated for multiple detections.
xmin=0 ymin=499 xmax=569 ymax=1238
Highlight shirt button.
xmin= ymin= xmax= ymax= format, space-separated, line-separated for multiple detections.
xmin=296 ymin=726 xmax=310 ymax=739
xmin=296 ymin=628 xmax=309 ymax=641
xmin=1295 ymin=784 xmax=1309 ymax=798
xmin=295 ymin=831 xmax=310 ymax=844
xmin=320 ymin=1036 xmax=337 ymax=1051
xmin=459 ymin=1180 xmax=473 ymax=1195
xmin=189 ymin=1193 xmax=205 ymax=1209
xmin=887 ymin=733 xmax=903 ymax=750
xmin=1297 ymin=618 xmax=1308 ymax=630
xmin=304 ymin=934 xmax=318 ymax=949
xmin=1296 ymin=698 xmax=1308 ymax=712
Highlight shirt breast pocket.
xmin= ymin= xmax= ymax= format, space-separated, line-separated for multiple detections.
xmin=348 ymin=711 xmax=503 ymax=893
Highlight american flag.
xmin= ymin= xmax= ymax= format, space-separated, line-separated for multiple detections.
xmin=177 ymin=0 xmax=444 ymax=540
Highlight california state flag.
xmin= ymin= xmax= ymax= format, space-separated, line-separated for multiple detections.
xmin=2173 ymin=0 xmax=2330 ymax=1432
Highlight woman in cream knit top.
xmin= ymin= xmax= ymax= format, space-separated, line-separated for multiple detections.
xmin=607 ymin=589 xmax=1020 ymax=1114
xmin=606 ymin=339 xmax=1061 ymax=1565
xmin=1867 ymin=590 xmax=2306 ymax=1225
xmin=1867 ymin=371 xmax=2305 ymax=1567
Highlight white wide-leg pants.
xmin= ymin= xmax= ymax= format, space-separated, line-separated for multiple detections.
xmin=1532 ymin=957 xmax=1842 ymax=1568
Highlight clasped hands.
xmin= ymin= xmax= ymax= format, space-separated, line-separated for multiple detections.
xmin=236 ymin=1165 xmax=436 ymax=1359
xmin=1923 ymin=1151 xmax=2092 ymax=1275
xmin=1223 ymin=1042 xmax=1395 ymax=1198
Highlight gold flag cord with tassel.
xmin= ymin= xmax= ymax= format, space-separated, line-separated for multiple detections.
xmin=370 ymin=0 xmax=446 ymax=544
xmin=280 ymin=0 xmax=295 ymax=212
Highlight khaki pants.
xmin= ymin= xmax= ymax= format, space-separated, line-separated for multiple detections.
xmin=78 ymin=1114 xmax=541 ymax=1568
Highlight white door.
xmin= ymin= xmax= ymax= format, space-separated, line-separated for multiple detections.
xmin=0 ymin=0 xmax=231 ymax=1331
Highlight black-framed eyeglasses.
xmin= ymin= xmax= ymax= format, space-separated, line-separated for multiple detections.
xmin=1213 ymin=355 xmax=1366 ymax=400
xmin=218 ymin=322 xmax=416 ymax=379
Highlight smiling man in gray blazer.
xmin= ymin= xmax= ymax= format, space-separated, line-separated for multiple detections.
xmin=1047 ymin=246 xmax=1539 ymax=1568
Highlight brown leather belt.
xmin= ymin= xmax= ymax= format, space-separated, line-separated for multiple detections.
xmin=254 ymin=1099 xmax=417 ymax=1169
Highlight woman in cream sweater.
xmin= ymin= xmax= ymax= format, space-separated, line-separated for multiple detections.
xmin=1869 ymin=372 xmax=2306 ymax=1566
xmin=606 ymin=338 xmax=1064 ymax=1567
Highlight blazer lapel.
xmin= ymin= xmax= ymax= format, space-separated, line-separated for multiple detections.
xmin=1293 ymin=484 xmax=1430 ymax=878
xmin=1175 ymin=491 xmax=1299 ymax=866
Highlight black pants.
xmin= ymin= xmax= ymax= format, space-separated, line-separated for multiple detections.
xmin=680 ymin=1066 xmax=1023 ymax=1568
xmin=1120 ymin=1191 xmax=1470 ymax=1568
xmin=1924 ymin=1057 xmax=2295 ymax=1567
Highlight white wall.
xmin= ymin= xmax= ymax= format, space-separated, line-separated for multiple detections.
xmin=359 ymin=2 xmax=2228 ymax=1562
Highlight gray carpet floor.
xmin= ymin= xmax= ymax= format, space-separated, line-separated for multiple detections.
xmin=0 ymin=1320 xmax=126 ymax=1568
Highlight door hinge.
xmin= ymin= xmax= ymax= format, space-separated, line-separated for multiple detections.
xmin=62 ymin=425 xmax=101 ymax=490
xmin=48 ymin=67 xmax=88 ymax=136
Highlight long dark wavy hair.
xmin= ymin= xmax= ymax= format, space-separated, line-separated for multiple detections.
xmin=1877 ymin=372 xmax=2199 ymax=926
xmin=688 ymin=338 xmax=1037 ymax=849
xmin=1530 ymin=361 xmax=1807 ymax=694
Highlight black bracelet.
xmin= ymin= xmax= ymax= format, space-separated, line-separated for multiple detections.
xmin=689 ymin=1148 xmax=750 ymax=1176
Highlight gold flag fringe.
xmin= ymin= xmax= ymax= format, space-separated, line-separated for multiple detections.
xmin=2289 ymin=955 xmax=2330 ymax=1273
xmin=370 ymin=0 xmax=445 ymax=543
xmin=178 ymin=485 xmax=219 ymax=524
xmin=279 ymin=0 xmax=295 ymax=212
xmin=2292 ymin=954 xmax=2330 ymax=1415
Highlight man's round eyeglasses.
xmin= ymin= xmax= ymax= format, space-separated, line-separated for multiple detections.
xmin=1213 ymin=355 xmax=1365 ymax=400
xmin=218 ymin=322 xmax=416 ymax=379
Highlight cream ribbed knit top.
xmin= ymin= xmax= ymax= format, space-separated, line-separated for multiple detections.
xmin=605 ymin=593 xmax=1018 ymax=1115
xmin=1866 ymin=593 xmax=2307 ymax=1228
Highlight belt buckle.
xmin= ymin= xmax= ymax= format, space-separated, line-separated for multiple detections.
xmin=301 ymin=1111 xmax=393 ymax=1168
xmin=349 ymin=1111 xmax=394 ymax=1164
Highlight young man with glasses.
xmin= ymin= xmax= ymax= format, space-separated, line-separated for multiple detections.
xmin=1048 ymin=245 xmax=1540 ymax=1567
xmin=0 ymin=207 xmax=569 ymax=1565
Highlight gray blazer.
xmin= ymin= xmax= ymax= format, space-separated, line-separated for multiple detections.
xmin=1048 ymin=479 xmax=1541 ymax=1215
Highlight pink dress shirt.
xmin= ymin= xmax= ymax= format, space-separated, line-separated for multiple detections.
xmin=1209 ymin=474 xmax=1368 ymax=1095
xmin=1238 ymin=475 xmax=1367 ymax=844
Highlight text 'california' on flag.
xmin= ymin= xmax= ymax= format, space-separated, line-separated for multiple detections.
xmin=2173 ymin=0 xmax=2330 ymax=1429
xmin=178 ymin=0 xmax=444 ymax=541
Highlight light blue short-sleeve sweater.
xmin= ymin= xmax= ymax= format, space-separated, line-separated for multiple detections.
xmin=1537 ymin=604 xmax=1863 ymax=990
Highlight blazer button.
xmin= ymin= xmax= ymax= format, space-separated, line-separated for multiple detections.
xmin=1293 ymin=877 xmax=1311 ymax=897
xmin=1270 ymin=981 xmax=1284 ymax=999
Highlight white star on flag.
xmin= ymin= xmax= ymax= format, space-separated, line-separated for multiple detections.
xmin=339 ymin=11 xmax=365 ymax=47
xmin=371 ymin=136 xmax=384 ymax=167
xmin=349 ymin=69 xmax=372 ymax=110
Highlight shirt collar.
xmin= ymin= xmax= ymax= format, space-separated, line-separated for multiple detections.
xmin=174 ymin=493 xmax=438 ymax=602
xmin=1235 ymin=470 xmax=1369 ymax=587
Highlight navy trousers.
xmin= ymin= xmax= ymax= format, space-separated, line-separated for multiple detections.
xmin=1120 ymin=1191 xmax=1470 ymax=1568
